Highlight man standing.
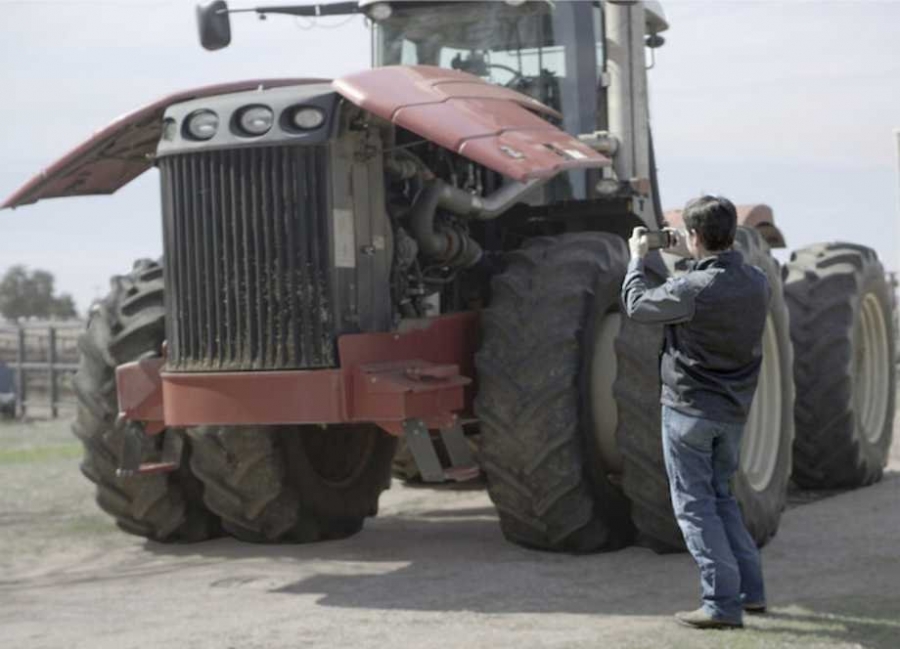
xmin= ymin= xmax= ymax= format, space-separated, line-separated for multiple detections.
xmin=620 ymin=195 xmax=770 ymax=629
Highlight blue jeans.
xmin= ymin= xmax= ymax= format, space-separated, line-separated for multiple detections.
xmin=661 ymin=405 xmax=766 ymax=623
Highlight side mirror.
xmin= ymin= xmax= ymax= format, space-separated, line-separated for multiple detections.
xmin=645 ymin=33 xmax=665 ymax=49
xmin=197 ymin=0 xmax=232 ymax=51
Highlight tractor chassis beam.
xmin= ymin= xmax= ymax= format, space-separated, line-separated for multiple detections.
xmin=115 ymin=312 xmax=478 ymax=436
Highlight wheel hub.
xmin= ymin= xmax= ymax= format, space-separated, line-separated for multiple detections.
xmin=740 ymin=316 xmax=782 ymax=493
xmin=855 ymin=294 xmax=890 ymax=444
xmin=590 ymin=312 xmax=623 ymax=474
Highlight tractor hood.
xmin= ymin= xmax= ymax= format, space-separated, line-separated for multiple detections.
xmin=334 ymin=66 xmax=609 ymax=183
xmin=1 ymin=79 xmax=324 ymax=209
xmin=3 ymin=66 xmax=609 ymax=209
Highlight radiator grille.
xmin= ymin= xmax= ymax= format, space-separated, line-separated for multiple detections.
xmin=160 ymin=145 xmax=336 ymax=372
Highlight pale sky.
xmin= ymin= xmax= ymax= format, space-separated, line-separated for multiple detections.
xmin=1 ymin=0 xmax=898 ymax=312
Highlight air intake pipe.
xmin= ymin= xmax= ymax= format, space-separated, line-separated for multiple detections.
xmin=409 ymin=181 xmax=481 ymax=268
xmin=436 ymin=178 xmax=542 ymax=220
xmin=408 ymin=179 xmax=542 ymax=268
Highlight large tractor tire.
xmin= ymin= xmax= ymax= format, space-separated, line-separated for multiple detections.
xmin=475 ymin=233 xmax=634 ymax=553
xmin=784 ymin=243 xmax=895 ymax=488
xmin=612 ymin=257 xmax=675 ymax=550
xmin=617 ymin=227 xmax=795 ymax=551
xmin=187 ymin=424 xmax=397 ymax=542
xmin=71 ymin=260 xmax=219 ymax=542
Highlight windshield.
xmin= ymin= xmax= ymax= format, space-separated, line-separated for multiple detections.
xmin=373 ymin=1 xmax=603 ymax=113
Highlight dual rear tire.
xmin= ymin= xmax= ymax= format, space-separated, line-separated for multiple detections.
xmin=187 ymin=424 xmax=396 ymax=543
xmin=72 ymin=259 xmax=395 ymax=544
xmin=784 ymin=243 xmax=895 ymax=488
xmin=475 ymin=233 xmax=635 ymax=551
xmin=475 ymin=229 xmax=796 ymax=553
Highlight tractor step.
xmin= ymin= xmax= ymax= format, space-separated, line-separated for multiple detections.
xmin=115 ymin=419 xmax=182 ymax=478
xmin=402 ymin=418 xmax=480 ymax=483
xmin=132 ymin=461 xmax=179 ymax=476
xmin=442 ymin=466 xmax=482 ymax=482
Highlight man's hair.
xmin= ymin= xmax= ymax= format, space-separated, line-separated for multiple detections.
xmin=682 ymin=195 xmax=737 ymax=252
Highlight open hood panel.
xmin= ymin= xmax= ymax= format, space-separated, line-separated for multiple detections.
xmin=5 ymin=67 xmax=611 ymax=209
xmin=2 ymin=79 xmax=323 ymax=210
xmin=334 ymin=66 xmax=610 ymax=182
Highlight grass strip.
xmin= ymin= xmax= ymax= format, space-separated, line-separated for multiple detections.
xmin=0 ymin=444 xmax=82 ymax=464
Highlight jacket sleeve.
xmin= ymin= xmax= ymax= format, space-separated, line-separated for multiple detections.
xmin=620 ymin=258 xmax=696 ymax=324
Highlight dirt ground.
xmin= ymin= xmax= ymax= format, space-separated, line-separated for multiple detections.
xmin=1 ymin=407 xmax=898 ymax=649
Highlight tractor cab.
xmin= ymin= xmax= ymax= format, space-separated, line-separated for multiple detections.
xmin=373 ymin=0 xmax=606 ymax=130
xmin=201 ymin=0 xmax=665 ymax=132
xmin=198 ymin=0 xmax=668 ymax=208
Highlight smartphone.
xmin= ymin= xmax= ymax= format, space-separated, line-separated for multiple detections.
xmin=644 ymin=229 xmax=678 ymax=250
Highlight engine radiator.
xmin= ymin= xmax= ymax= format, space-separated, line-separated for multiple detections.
xmin=159 ymin=145 xmax=336 ymax=372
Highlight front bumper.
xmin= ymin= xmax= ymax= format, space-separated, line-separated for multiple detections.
xmin=115 ymin=312 xmax=477 ymax=437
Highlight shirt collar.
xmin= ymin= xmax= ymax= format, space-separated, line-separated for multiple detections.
xmin=692 ymin=249 xmax=739 ymax=270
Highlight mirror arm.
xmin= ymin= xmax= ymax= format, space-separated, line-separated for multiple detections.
xmin=230 ymin=2 xmax=361 ymax=18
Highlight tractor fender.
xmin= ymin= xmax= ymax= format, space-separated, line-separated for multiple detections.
xmin=2 ymin=79 xmax=325 ymax=210
xmin=333 ymin=65 xmax=610 ymax=183
xmin=664 ymin=203 xmax=787 ymax=249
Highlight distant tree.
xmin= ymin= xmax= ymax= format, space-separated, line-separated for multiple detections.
xmin=0 ymin=265 xmax=78 ymax=321
xmin=49 ymin=293 xmax=78 ymax=319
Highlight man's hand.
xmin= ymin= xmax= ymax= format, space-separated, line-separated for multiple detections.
xmin=667 ymin=228 xmax=692 ymax=258
xmin=629 ymin=226 xmax=649 ymax=260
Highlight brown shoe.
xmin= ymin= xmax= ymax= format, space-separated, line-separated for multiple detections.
xmin=743 ymin=602 xmax=767 ymax=614
xmin=675 ymin=608 xmax=743 ymax=629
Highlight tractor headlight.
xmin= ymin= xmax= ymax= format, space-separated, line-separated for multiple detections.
xmin=236 ymin=105 xmax=274 ymax=136
xmin=290 ymin=106 xmax=326 ymax=131
xmin=185 ymin=110 xmax=219 ymax=140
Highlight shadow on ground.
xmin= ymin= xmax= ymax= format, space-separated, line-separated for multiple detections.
xmin=133 ymin=471 xmax=900 ymax=624
xmin=142 ymin=503 xmax=696 ymax=616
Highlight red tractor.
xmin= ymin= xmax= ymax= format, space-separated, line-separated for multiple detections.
xmin=3 ymin=0 xmax=894 ymax=552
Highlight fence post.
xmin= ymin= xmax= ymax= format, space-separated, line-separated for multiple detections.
xmin=49 ymin=326 xmax=59 ymax=419
xmin=16 ymin=325 xmax=26 ymax=418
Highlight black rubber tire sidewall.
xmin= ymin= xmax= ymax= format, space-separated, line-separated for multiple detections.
xmin=73 ymin=259 xmax=219 ymax=542
xmin=475 ymin=232 xmax=633 ymax=553
xmin=285 ymin=423 xmax=397 ymax=521
xmin=730 ymin=228 xmax=795 ymax=547
xmin=189 ymin=423 xmax=396 ymax=543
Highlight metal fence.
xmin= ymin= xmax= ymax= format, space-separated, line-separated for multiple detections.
xmin=0 ymin=321 xmax=83 ymax=418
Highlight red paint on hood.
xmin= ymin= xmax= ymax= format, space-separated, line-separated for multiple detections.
xmin=333 ymin=65 xmax=609 ymax=182
xmin=2 ymin=79 xmax=324 ymax=210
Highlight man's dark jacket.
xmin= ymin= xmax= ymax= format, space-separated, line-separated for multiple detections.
xmin=620 ymin=250 xmax=771 ymax=423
